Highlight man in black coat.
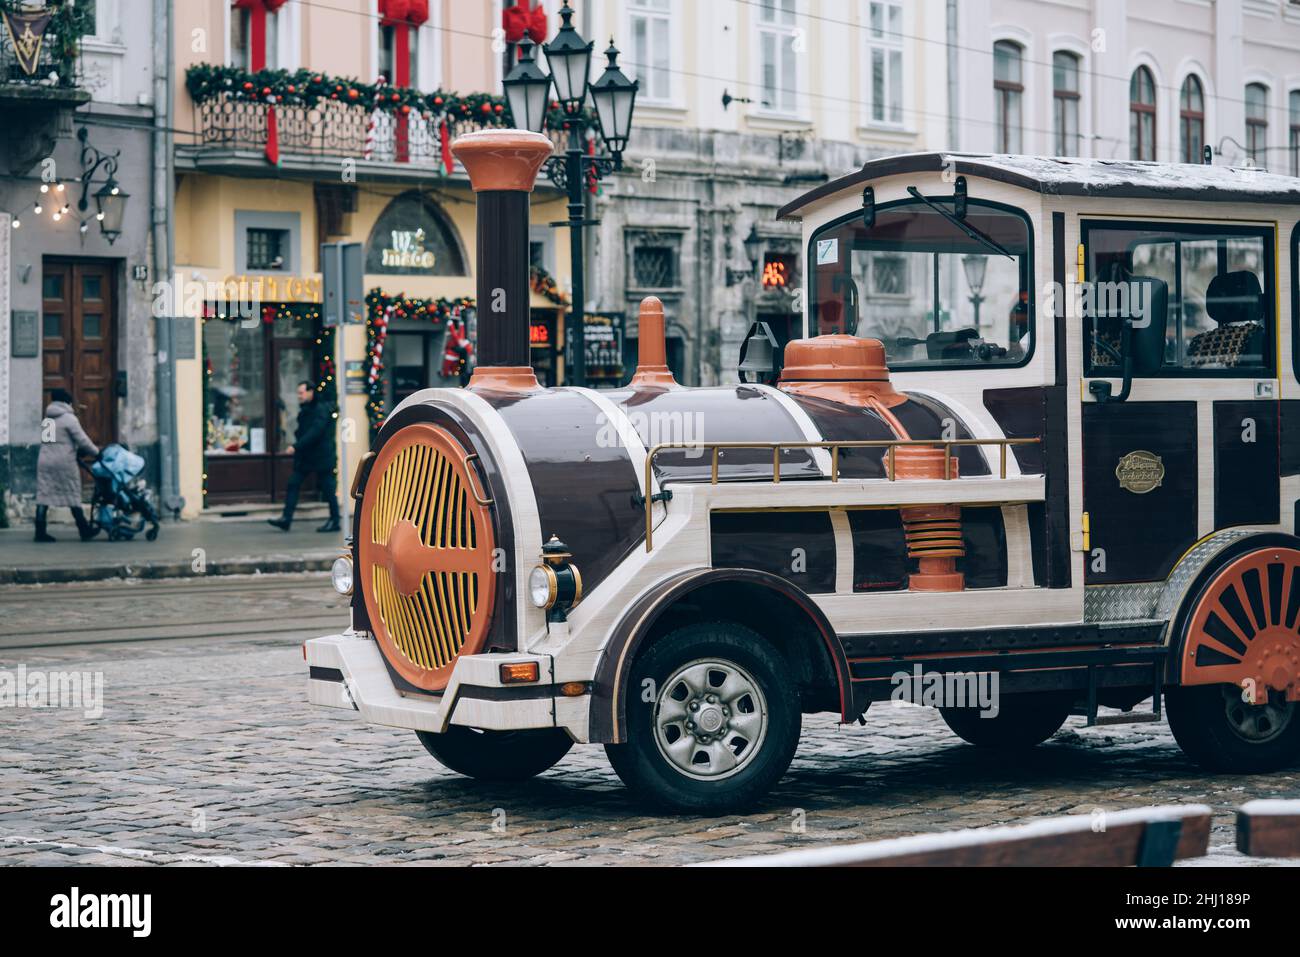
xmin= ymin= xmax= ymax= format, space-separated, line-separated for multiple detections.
xmin=268 ymin=381 xmax=340 ymax=533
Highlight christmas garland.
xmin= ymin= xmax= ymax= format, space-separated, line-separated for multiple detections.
xmin=185 ymin=63 xmax=586 ymax=133
xmin=364 ymin=290 xmax=474 ymax=440
xmin=529 ymin=264 xmax=569 ymax=306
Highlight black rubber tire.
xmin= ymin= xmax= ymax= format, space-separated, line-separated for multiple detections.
xmin=604 ymin=621 xmax=801 ymax=815
xmin=1165 ymin=684 xmax=1300 ymax=774
xmin=415 ymin=726 xmax=572 ymax=781
xmin=940 ymin=691 xmax=1073 ymax=748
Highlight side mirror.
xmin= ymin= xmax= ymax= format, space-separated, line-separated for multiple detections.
xmin=1089 ymin=319 xmax=1135 ymax=405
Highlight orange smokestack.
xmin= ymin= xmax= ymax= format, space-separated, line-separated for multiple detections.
xmin=629 ymin=296 xmax=678 ymax=389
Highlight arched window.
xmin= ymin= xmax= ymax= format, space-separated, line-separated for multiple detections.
xmin=1246 ymin=83 xmax=1269 ymax=166
xmin=1053 ymin=51 xmax=1081 ymax=156
xmin=994 ymin=41 xmax=1023 ymax=153
xmin=1290 ymin=90 xmax=1300 ymax=176
xmin=1179 ymin=75 xmax=1205 ymax=164
xmin=1129 ymin=66 xmax=1156 ymax=161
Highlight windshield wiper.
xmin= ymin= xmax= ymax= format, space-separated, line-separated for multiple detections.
xmin=906 ymin=186 xmax=1015 ymax=261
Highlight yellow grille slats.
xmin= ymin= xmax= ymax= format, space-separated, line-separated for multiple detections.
xmin=367 ymin=428 xmax=490 ymax=684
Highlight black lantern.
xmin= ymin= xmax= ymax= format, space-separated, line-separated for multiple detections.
xmin=503 ymin=39 xmax=552 ymax=135
xmin=589 ymin=40 xmax=637 ymax=164
xmin=542 ymin=2 xmax=593 ymax=111
xmin=743 ymin=224 xmax=762 ymax=269
xmin=94 ymin=178 xmax=128 ymax=245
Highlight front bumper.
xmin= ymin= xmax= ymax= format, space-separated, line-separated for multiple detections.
xmin=305 ymin=633 xmax=590 ymax=740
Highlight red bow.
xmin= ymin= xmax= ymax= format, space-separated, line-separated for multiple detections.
xmin=379 ymin=0 xmax=428 ymax=27
xmin=503 ymin=1 xmax=547 ymax=45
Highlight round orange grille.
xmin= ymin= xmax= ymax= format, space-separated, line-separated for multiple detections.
xmin=359 ymin=423 xmax=497 ymax=692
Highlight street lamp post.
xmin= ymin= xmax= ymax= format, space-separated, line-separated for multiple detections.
xmin=502 ymin=2 xmax=637 ymax=389
xmin=961 ymin=254 xmax=988 ymax=330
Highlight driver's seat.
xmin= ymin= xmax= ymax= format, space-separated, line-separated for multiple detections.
xmin=1186 ymin=271 xmax=1265 ymax=368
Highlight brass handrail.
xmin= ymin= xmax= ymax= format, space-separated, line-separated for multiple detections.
xmin=642 ymin=437 xmax=1041 ymax=551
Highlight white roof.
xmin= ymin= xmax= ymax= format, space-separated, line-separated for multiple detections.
xmin=780 ymin=151 xmax=1300 ymax=218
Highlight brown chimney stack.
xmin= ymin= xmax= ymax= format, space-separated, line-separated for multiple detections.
xmin=629 ymin=296 xmax=678 ymax=389
xmin=450 ymin=129 xmax=555 ymax=392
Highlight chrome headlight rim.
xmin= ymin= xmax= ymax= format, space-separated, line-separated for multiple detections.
xmin=529 ymin=564 xmax=557 ymax=609
xmin=331 ymin=555 xmax=354 ymax=596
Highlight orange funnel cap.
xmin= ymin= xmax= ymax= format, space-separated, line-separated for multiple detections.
xmin=781 ymin=335 xmax=890 ymax=382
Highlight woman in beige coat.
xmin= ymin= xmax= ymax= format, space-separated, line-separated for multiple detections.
xmin=35 ymin=388 xmax=101 ymax=542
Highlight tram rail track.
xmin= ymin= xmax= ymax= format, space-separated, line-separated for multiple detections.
xmin=0 ymin=573 xmax=348 ymax=651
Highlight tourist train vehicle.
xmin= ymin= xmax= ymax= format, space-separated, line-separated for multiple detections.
xmin=307 ymin=129 xmax=1300 ymax=812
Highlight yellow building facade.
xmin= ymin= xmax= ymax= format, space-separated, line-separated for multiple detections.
xmin=170 ymin=1 xmax=571 ymax=517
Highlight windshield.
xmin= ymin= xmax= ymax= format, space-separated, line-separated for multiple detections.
xmin=809 ymin=199 xmax=1033 ymax=368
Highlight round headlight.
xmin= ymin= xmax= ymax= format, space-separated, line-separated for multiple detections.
xmin=331 ymin=555 xmax=354 ymax=596
xmin=528 ymin=565 xmax=556 ymax=609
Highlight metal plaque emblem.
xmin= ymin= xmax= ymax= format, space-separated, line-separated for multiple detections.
xmin=1116 ymin=450 xmax=1164 ymax=494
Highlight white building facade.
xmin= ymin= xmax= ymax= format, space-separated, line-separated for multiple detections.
xmin=571 ymin=0 xmax=955 ymax=385
xmin=962 ymin=0 xmax=1300 ymax=170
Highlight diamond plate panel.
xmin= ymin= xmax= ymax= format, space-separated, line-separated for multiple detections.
xmin=1084 ymin=582 xmax=1165 ymax=622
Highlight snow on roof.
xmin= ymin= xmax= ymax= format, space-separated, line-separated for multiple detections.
xmin=778 ymin=151 xmax=1300 ymax=219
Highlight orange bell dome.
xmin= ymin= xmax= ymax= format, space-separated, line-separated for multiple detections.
xmin=781 ymin=335 xmax=890 ymax=382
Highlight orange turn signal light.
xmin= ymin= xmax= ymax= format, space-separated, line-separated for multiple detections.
xmin=500 ymin=662 xmax=541 ymax=685
xmin=560 ymin=682 xmax=588 ymax=698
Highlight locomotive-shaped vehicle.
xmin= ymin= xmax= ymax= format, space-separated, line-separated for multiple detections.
xmin=308 ymin=130 xmax=1300 ymax=812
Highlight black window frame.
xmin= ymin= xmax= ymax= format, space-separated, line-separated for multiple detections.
xmin=246 ymin=227 xmax=289 ymax=271
xmin=1081 ymin=217 xmax=1277 ymax=380
xmin=807 ymin=195 xmax=1037 ymax=373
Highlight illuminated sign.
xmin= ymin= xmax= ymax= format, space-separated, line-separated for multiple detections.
xmin=220 ymin=274 xmax=323 ymax=303
xmin=530 ymin=321 xmax=551 ymax=345
xmin=762 ymin=254 xmax=795 ymax=289
xmin=381 ymin=228 xmax=437 ymax=270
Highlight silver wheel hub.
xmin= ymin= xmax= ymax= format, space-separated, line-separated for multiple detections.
xmin=652 ymin=658 xmax=769 ymax=781
xmin=1222 ymin=685 xmax=1294 ymax=744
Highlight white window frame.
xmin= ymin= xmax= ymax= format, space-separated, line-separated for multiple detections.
xmin=626 ymin=0 xmax=676 ymax=107
xmin=416 ymin=2 xmax=443 ymax=92
xmin=862 ymin=1 xmax=906 ymax=129
xmin=1243 ymin=73 xmax=1276 ymax=167
xmin=1051 ymin=49 xmax=1082 ymax=157
xmin=992 ymin=37 xmax=1026 ymax=154
xmin=753 ymin=0 xmax=804 ymax=119
xmin=274 ymin=1 xmax=300 ymax=72
xmin=224 ymin=0 xmax=296 ymax=71
xmin=1289 ymin=86 xmax=1300 ymax=177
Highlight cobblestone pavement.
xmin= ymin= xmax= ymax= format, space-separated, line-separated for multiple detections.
xmin=1 ymin=576 xmax=1298 ymax=866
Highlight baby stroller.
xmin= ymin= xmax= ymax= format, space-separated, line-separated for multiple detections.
xmin=80 ymin=444 xmax=161 ymax=542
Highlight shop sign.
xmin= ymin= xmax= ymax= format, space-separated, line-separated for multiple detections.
xmin=220 ymin=274 xmax=323 ymax=304
xmin=11 ymin=311 xmax=38 ymax=358
xmin=570 ymin=313 xmax=624 ymax=381
xmin=345 ymin=360 xmax=368 ymax=395
xmin=173 ymin=316 xmax=196 ymax=360
xmin=381 ymin=229 xmax=437 ymax=270
xmin=365 ymin=193 xmax=468 ymax=277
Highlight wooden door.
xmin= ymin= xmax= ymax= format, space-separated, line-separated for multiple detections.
xmin=41 ymin=260 xmax=116 ymax=447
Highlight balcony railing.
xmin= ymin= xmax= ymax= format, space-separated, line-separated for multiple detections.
xmin=192 ymin=97 xmax=568 ymax=169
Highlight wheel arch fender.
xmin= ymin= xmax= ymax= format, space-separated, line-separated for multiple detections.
xmin=1159 ymin=530 xmax=1300 ymax=687
xmin=588 ymin=568 xmax=853 ymax=744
